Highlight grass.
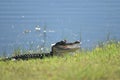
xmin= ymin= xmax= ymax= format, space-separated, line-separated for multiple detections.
xmin=0 ymin=41 xmax=120 ymax=80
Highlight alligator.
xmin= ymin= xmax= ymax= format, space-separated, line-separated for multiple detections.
xmin=1 ymin=40 xmax=80 ymax=61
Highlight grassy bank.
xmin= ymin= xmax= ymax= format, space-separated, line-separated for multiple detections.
xmin=0 ymin=42 xmax=120 ymax=80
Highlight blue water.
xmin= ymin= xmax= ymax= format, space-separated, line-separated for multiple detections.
xmin=0 ymin=24 xmax=120 ymax=56
xmin=0 ymin=0 xmax=120 ymax=56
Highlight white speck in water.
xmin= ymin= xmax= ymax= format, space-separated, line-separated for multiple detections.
xmin=48 ymin=30 xmax=55 ymax=33
xmin=43 ymin=30 xmax=47 ymax=33
xmin=87 ymin=40 xmax=90 ymax=42
xmin=21 ymin=16 xmax=25 ymax=18
xmin=23 ymin=30 xmax=31 ymax=34
xmin=35 ymin=25 xmax=41 ymax=31
xmin=41 ymin=48 xmax=43 ymax=50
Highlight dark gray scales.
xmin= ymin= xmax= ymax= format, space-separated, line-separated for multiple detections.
xmin=12 ymin=53 xmax=44 ymax=60
xmin=2 ymin=53 xmax=52 ymax=61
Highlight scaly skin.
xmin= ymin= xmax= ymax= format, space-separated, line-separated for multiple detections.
xmin=1 ymin=52 xmax=53 ymax=61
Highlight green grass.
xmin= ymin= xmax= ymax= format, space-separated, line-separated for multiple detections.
xmin=0 ymin=42 xmax=120 ymax=80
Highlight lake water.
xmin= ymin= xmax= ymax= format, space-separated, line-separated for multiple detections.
xmin=0 ymin=0 xmax=120 ymax=56
xmin=0 ymin=25 xmax=120 ymax=56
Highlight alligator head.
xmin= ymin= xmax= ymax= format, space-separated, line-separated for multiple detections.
xmin=51 ymin=40 xmax=80 ymax=56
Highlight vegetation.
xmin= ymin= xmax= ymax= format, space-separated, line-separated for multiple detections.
xmin=0 ymin=41 xmax=120 ymax=80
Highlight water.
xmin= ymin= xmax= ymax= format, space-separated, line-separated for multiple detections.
xmin=0 ymin=0 xmax=120 ymax=56
xmin=0 ymin=24 xmax=119 ymax=56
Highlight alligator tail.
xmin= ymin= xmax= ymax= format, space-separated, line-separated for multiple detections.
xmin=0 ymin=52 xmax=53 ymax=61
